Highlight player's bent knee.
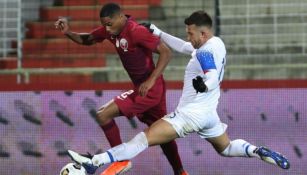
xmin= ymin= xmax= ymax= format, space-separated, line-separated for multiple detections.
xmin=96 ymin=109 xmax=111 ymax=125
xmin=96 ymin=108 xmax=104 ymax=119
xmin=144 ymin=128 xmax=170 ymax=146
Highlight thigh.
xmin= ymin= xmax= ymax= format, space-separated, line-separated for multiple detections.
xmin=196 ymin=110 xmax=227 ymax=139
xmin=144 ymin=119 xmax=179 ymax=146
xmin=115 ymin=83 xmax=164 ymax=119
xmin=162 ymin=110 xmax=196 ymax=138
xmin=113 ymin=90 xmax=136 ymax=118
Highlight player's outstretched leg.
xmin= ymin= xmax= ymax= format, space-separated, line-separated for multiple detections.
xmin=67 ymin=150 xmax=99 ymax=174
xmin=208 ymin=134 xmax=290 ymax=170
xmin=82 ymin=132 xmax=149 ymax=175
xmin=222 ymin=141 xmax=290 ymax=169
xmin=86 ymin=120 xmax=180 ymax=175
xmin=255 ymin=146 xmax=290 ymax=169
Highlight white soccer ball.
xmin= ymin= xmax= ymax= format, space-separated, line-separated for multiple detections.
xmin=60 ymin=163 xmax=87 ymax=175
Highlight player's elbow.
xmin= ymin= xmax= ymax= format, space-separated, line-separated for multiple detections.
xmin=80 ymin=34 xmax=95 ymax=46
xmin=164 ymin=46 xmax=172 ymax=61
xmin=204 ymin=70 xmax=219 ymax=91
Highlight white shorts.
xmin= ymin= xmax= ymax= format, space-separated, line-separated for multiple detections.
xmin=162 ymin=107 xmax=227 ymax=139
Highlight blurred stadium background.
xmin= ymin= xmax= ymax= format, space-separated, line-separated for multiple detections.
xmin=0 ymin=0 xmax=306 ymax=174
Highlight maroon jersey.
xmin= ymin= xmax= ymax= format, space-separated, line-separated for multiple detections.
xmin=91 ymin=16 xmax=161 ymax=85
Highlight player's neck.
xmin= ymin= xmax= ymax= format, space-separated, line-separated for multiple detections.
xmin=205 ymin=34 xmax=213 ymax=42
xmin=200 ymin=33 xmax=213 ymax=46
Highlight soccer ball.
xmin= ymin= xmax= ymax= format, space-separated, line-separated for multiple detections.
xmin=60 ymin=163 xmax=87 ymax=175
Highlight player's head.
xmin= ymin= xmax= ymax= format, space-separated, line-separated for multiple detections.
xmin=184 ymin=10 xmax=213 ymax=49
xmin=100 ymin=3 xmax=126 ymax=35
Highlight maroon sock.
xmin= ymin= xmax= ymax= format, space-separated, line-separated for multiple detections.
xmin=160 ymin=140 xmax=184 ymax=175
xmin=100 ymin=119 xmax=122 ymax=147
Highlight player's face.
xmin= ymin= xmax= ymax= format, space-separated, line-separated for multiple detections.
xmin=186 ymin=24 xmax=203 ymax=49
xmin=100 ymin=14 xmax=123 ymax=35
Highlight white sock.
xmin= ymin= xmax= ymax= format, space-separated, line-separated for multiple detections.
xmin=92 ymin=152 xmax=112 ymax=167
xmin=221 ymin=139 xmax=259 ymax=158
xmin=92 ymin=132 xmax=148 ymax=166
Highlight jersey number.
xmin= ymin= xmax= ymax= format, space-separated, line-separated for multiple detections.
xmin=117 ymin=90 xmax=134 ymax=100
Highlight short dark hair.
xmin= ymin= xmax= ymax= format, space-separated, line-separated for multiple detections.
xmin=100 ymin=3 xmax=121 ymax=18
xmin=184 ymin=10 xmax=212 ymax=28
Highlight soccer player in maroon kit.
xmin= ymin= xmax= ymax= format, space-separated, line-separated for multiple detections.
xmin=55 ymin=3 xmax=188 ymax=175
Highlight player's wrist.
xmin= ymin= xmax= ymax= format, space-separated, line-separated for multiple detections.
xmin=63 ymin=30 xmax=71 ymax=35
xmin=147 ymin=74 xmax=158 ymax=82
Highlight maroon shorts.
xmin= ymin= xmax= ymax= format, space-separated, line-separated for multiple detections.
xmin=114 ymin=77 xmax=167 ymax=126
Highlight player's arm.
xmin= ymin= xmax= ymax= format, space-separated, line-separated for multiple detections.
xmin=149 ymin=41 xmax=172 ymax=81
xmin=55 ymin=18 xmax=96 ymax=45
xmin=192 ymin=50 xmax=219 ymax=93
xmin=139 ymin=41 xmax=171 ymax=96
xmin=134 ymin=26 xmax=172 ymax=96
xmin=143 ymin=23 xmax=194 ymax=55
xmin=160 ymin=30 xmax=194 ymax=55
xmin=64 ymin=32 xmax=96 ymax=46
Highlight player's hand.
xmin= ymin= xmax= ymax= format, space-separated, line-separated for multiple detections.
xmin=139 ymin=78 xmax=155 ymax=97
xmin=140 ymin=22 xmax=162 ymax=37
xmin=55 ymin=17 xmax=70 ymax=34
xmin=192 ymin=76 xmax=208 ymax=93
xmin=140 ymin=22 xmax=153 ymax=33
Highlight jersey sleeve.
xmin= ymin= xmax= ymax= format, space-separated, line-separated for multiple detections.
xmin=160 ymin=31 xmax=194 ymax=55
xmin=133 ymin=26 xmax=160 ymax=52
xmin=196 ymin=50 xmax=217 ymax=73
xmin=196 ymin=50 xmax=219 ymax=91
xmin=90 ymin=26 xmax=107 ymax=43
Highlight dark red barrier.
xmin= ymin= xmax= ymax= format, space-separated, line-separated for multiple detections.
xmin=1 ymin=80 xmax=307 ymax=91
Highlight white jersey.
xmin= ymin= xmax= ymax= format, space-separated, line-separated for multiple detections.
xmin=160 ymin=32 xmax=228 ymax=138
xmin=178 ymin=36 xmax=226 ymax=109
xmin=160 ymin=32 xmax=226 ymax=109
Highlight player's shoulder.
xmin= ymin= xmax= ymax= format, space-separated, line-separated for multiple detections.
xmin=90 ymin=26 xmax=107 ymax=39
xmin=196 ymin=39 xmax=218 ymax=57
xmin=210 ymin=37 xmax=225 ymax=48
xmin=197 ymin=45 xmax=211 ymax=54
xmin=126 ymin=19 xmax=148 ymax=35
xmin=201 ymin=37 xmax=225 ymax=52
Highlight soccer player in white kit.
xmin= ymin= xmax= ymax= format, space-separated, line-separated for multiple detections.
xmin=68 ymin=11 xmax=290 ymax=174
